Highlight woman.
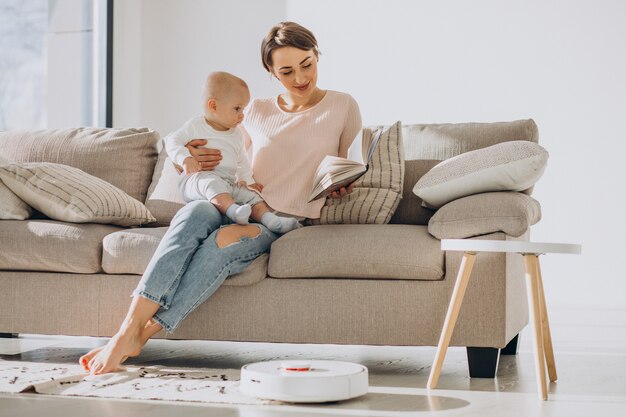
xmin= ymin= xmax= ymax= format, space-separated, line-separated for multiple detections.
xmin=80 ymin=21 xmax=362 ymax=375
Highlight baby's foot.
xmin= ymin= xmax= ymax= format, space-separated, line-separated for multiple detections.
xmin=261 ymin=212 xmax=301 ymax=234
xmin=226 ymin=204 xmax=251 ymax=225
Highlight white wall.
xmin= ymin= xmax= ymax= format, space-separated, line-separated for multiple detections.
xmin=113 ymin=0 xmax=626 ymax=311
xmin=285 ymin=0 xmax=626 ymax=311
xmin=113 ymin=0 xmax=286 ymax=137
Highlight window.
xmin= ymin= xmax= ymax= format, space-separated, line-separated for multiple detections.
xmin=0 ymin=0 xmax=112 ymax=130
xmin=0 ymin=0 xmax=48 ymax=130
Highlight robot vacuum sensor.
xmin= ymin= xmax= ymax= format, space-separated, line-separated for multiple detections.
xmin=239 ymin=360 xmax=368 ymax=403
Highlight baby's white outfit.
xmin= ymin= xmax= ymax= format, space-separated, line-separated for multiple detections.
xmin=164 ymin=116 xmax=264 ymax=206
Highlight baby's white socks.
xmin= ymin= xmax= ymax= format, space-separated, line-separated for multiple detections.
xmin=226 ymin=204 xmax=252 ymax=225
xmin=225 ymin=203 xmax=300 ymax=233
xmin=261 ymin=212 xmax=300 ymax=234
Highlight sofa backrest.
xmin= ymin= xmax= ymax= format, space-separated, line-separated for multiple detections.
xmin=0 ymin=128 xmax=160 ymax=203
xmin=390 ymin=119 xmax=539 ymax=225
xmin=143 ymin=119 xmax=540 ymax=227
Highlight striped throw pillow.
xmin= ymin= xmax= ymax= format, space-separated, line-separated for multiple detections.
xmin=0 ymin=162 xmax=155 ymax=226
xmin=311 ymin=121 xmax=405 ymax=224
xmin=0 ymin=155 xmax=33 ymax=220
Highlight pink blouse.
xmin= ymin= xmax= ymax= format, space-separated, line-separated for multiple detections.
xmin=241 ymin=90 xmax=362 ymax=219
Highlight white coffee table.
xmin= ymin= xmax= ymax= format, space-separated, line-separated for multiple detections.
xmin=427 ymin=239 xmax=581 ymax=400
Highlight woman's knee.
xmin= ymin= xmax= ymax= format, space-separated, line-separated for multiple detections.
xmin=177 ymin=200 xmax=222 ymax=226
xmin=215 ymin=224 xmax=261 ymax=248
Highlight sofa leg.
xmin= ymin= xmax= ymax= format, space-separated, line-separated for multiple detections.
xmin=466 ymin=347 xmax=500 ymax=378
xmin=0 ymin=333 xmax=19 ymax=338
xmin=501 ymin=334 xmax=521 ymax=355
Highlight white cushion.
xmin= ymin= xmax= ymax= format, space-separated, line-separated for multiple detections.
xmin=144 ymin=146 xmax=187 ymax=226
xmin=412 ymin=141 xmax=548 ymax=208
xmin=0 ymin=155 xmax=33 ymax=220
xmin=0 ymin=162 xmax=156 ymax=226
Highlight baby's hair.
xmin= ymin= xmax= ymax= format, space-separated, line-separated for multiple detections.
xmin=261 ymin=21 xmax=320 ymax=73
xmin=202 ymin=71 xmax=248 ymax=107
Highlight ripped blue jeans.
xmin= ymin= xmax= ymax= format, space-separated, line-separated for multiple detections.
xmin=132 ymin=200 xmax=277 ymax=332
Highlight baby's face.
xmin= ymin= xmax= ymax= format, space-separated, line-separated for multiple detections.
xmin=212 ymin=86 xmax=251 ymax=130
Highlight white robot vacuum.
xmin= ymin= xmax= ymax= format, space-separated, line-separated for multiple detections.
xmin=239 ymin=360 xmax=369 ymax=403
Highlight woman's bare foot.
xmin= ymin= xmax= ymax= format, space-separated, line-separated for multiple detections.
xmin=79 ymin=319 xmax=163 ymax=373
xmin=86 ymin=327 xmax=143 ymax=375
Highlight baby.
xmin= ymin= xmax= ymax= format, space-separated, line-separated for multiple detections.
xmin=164 ymin=71 xmax=300 ymax=233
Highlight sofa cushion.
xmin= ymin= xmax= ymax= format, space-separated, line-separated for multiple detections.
xmin=101 ymin=227 xmax=267 ymax=286
xmin=0 ymin=220 xmax=122 ymax=273
xmin=428 ymin=192 xmax=542 ymax=239
xmin=268 ymin=224 xmax=444 ymax=280
xmin=0 ymin=155 xmax=33 ymax=220
xmin=310 ymin=122 xmax=405 ymax=224
xmin=0 ymin=163 xmax=156 ymax=227
xmin=413 ymin=141 xmax=548 ymax=208
xmin=0 ymin=127 xmax=159 ymax=202
xmin=144 ymin=146 xmax=186 ymax=226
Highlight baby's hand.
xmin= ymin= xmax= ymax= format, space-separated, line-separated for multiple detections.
xmin=182 ymin=156 xmax=200 ymax=175
xmin=248 ymin=183 xmax=264 ymax=193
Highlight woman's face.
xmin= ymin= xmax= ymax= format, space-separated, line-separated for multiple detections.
xmin=270 ymin=46 xmax=319 ymax=99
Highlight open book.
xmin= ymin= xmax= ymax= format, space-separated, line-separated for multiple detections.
xmin=308 ymin=130 xmax=383 ymax=202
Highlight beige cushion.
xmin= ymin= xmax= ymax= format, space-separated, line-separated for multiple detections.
xmin=101 ymin=227 xmax=267 ymax=286
xmin=310 ymin=122 xmax=405 ymax=224
xmin=102 ymin=227 xmax=165 ymax=274
xmin=0 ymin=220 xmax=122 ymax=273
xmin=413 ymin=141 xmax=548 ymax=208
xmin=389 ymin=160 xmax=439 ymax=225
xmin=268 ymin=224 xmax=444 ymax=281
xmin=0 ymin=163 xmax=156 ymax=227
xmin=428 ymin=192 xmax=542 ymax=239
xmin=0 ymin=127 xmax=159 ymax=202
xmin=144 ymin=146 xmax=186 ymax=226
xmin=0 ymin=155 xmax=33 ymax=220
xmin=402 ymin=119 xmax=539 ymax=161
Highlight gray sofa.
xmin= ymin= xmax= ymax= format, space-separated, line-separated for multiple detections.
xmin=0 ymin=119 xmax=542 ymax=377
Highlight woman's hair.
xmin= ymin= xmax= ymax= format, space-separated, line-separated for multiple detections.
xmin=261 ymin=21 xmax=320 ymax=73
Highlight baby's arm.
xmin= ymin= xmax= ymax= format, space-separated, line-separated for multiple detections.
xmin=164 ymin=122 xmax=195 ymax=168
xmin=182 ymin=157 xmax=201 ymax=175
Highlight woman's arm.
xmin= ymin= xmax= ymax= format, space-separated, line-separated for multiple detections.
xmin=338 ymin=95 xmax=363 ymax=159
xmin=330 ymin=95 xmax=363 ymax=198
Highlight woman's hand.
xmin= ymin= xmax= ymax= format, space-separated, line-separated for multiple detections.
xmin=329 ymin=182 xmax=355 ymax=199
xmin=185 ymin=139 xmax=222 ymax=171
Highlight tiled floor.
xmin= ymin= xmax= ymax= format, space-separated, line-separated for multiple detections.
xmin=1 ymin=308 xmax=625 ymax=417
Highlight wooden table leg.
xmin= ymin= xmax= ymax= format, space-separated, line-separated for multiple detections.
xmin=428 ymin=252 xmax=476 ymax=389
xmin=524 ymin=254 xmax=548 ymax=400
xmin=535 ymin=256 xmax=557 ymax=382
